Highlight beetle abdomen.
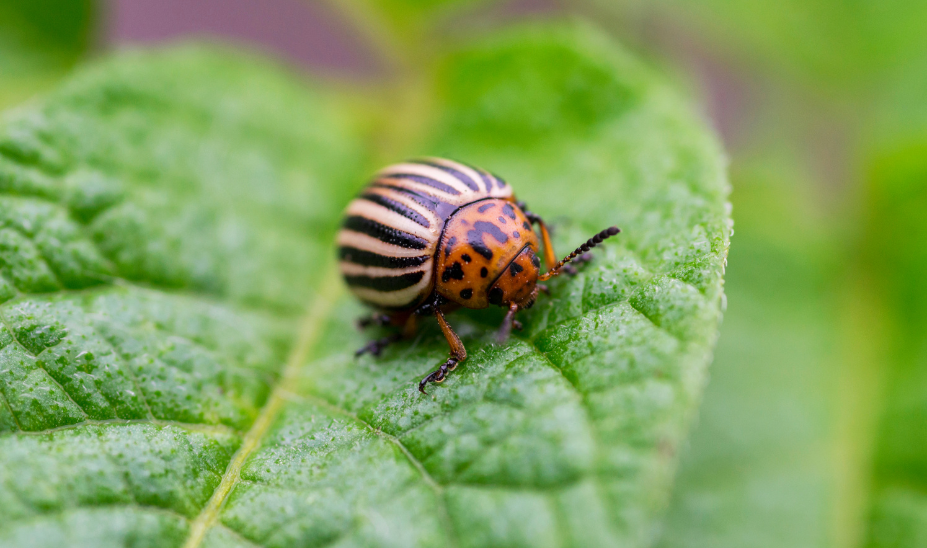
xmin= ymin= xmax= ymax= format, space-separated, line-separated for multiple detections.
xmin=338 ymin=158 xmax=513 ymax=309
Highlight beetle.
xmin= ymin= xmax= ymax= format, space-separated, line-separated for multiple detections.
xmin=337 ymin=158 xmax=620 ymax=393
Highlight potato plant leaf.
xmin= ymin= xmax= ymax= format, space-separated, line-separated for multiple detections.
xmin=0 ymin=22 xmax=730 ymax=548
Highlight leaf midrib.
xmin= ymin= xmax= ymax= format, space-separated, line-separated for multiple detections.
xmin=181 ymin=263 xmax=343 ymax=548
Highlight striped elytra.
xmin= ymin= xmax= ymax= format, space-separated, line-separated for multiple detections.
xmin=337 ymin=158 xmax=514 ymax=310
xmin=338 ymin=157 xmax=621 ymax=393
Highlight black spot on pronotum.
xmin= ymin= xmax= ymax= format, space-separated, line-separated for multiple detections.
xmin=470 ymin=221 xmax=509 ymax=244
xmin=497 ymin=216 xmax=507 ymax=225
xmin=444 ymin=236 xmax=457 ymax=257
xmin=462 ymin=254 xmax=472 ymax=263
xmin=467 ymin=220 xmax=508 ymax=260
xmin=502 ymin=203 xmax=516 ymax=220
xmin=471 ymin=242 xmax=493 ymax=260
xmin=488 ymin=287 xmax=504 ymax=305
xmin=478 ymin=202 xmax=494 ymax=213
xmin=510 ymin=262 xmax=524 ymax=276
xmin=513 ymin=231 xmax=520 ymax=239
xmin=480 ymin=267 xmax=488 ymax=277
xmin=460 ymin=289 xmax=473 ymax=300
xmin=441 ymin=262 xmax=465 ymax=283
xmin=522 ymin=221 xmax=531 ymax=230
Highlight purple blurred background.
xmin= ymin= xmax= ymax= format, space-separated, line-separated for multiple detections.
xmin=103 ymin=0 xmax=741 ymax=155
xmin=105 ymin=0 xmax=380 ymax=76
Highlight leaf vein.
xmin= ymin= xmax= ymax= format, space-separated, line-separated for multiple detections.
xmin=180 ymin=265 xmax=343 ymax=548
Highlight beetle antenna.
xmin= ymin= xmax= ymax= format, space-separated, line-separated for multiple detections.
xmin=538 ymin=226 xmax=620 ymax=281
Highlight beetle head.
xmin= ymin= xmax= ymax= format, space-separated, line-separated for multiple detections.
xmin=487 ymin=245 xmax=541 ymax=310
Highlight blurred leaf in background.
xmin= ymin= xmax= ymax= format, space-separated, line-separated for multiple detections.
xmin=576 ymin=0 xmax=927 ymax=547
xmin=859 ymin=58 xmax=927 ymax=548
xmin=0 ymin=0 xmax=96 ymax=108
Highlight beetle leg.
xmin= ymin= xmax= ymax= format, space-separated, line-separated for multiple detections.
xmin=496 ymin=302 xmax=520 ymax=343
xmin=355 ymin=333 xmax=402 ymax=357
xmin=419 ymin=308 xmax=467 ymax=394
xmin=356 ymin=314 xmax=417 ymax=357
xmin=356 ymin=313 xmax=393 ymax=330
xmin=516 ymin=200 xmax=558 ymax=271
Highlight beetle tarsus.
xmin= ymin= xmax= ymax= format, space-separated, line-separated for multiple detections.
xmin=419 ymin=357 xmax=458 ymax=394
xmin=355 ymin=333 xmax=402 ymax=357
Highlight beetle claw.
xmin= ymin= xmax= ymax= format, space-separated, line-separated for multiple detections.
xmin=418 ymin=357 xmax=458 ymax=394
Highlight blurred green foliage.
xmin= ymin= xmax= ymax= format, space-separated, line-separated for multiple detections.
xmin=580 ymin=1 xmax=927 ymax=547
xmin=0 ymin=0 xmax=95 ymax=107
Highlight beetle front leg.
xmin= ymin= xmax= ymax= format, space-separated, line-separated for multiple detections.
xmin=419 ymin=308 xmax=467 ymax=394
xmin=516 ymin=200 xmax=558 ymax=271
xmin=518 ymin=200 xmax=596 ymax=277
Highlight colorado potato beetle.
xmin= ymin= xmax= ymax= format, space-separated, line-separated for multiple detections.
xmin=338 ymin=158 xmax=620 ymax=393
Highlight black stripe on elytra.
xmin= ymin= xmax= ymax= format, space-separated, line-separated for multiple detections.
xmin=421 ymin=162 xmax=480 ymax=192
xmin=479 ymin=171 xmax=497 ymax=190
xmin=383 ymin=173 xmax=461 ymax=195
xmin=359 ymin=192 xmax=430 ymax=228
xmin=371 ymin=183 xmax=459 ymax=219
xmin=339 ymin=246 xmax=429 ymax=268
xmin=460 ymin=161 xmax=500 ymax=191
xmin=345 ymin=270 xmax=425 ymax=292
xmin=342 ymin=216 xmax=428 ymax=250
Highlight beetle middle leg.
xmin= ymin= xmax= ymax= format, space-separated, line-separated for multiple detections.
xmin=356 ymin=313 xmax=393 ymax=330
xmin=419 ymin=308 xmax=467 ymax=394
xmin=355 ymin=313 xmax=417 ymax=357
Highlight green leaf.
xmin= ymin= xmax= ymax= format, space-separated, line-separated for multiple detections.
xmin=0 ymin=22 xmax=730 ymax=548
